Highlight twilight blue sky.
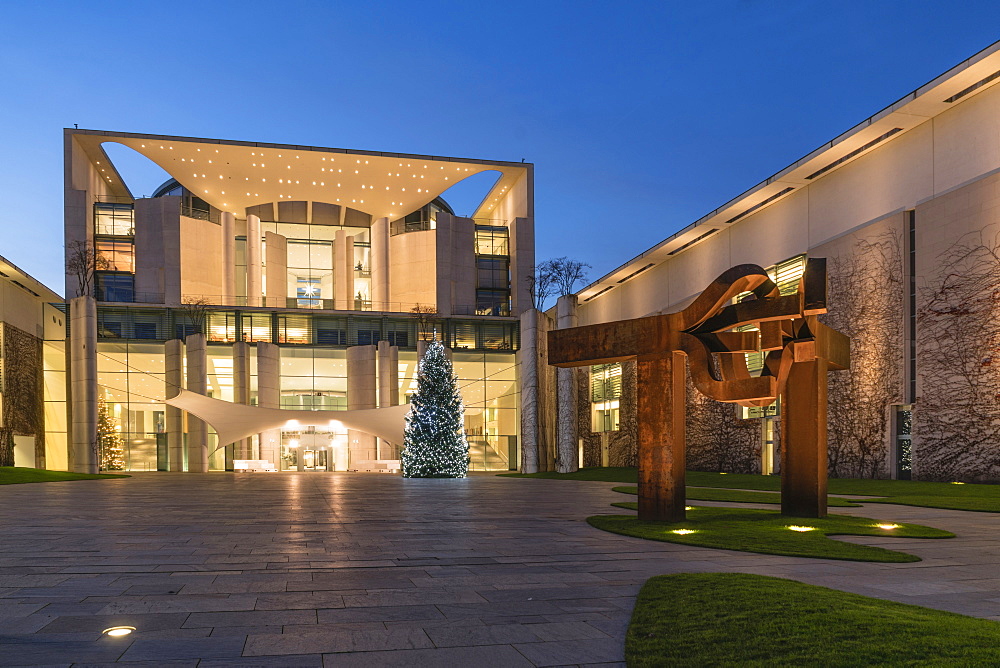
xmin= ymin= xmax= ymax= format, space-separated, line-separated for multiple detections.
xmin=2 ymin=1 xmax=999 ymax=294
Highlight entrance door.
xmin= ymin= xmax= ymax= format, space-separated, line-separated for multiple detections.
xmin=301 ymin=448 xmax=329 ymax=471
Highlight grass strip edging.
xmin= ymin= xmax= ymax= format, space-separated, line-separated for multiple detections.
xmin=0 ymin=467 xmax=129 ymax=485
xmin=502 ymin=467 xmax=1000 ymax=512
xmin=610 ymin=485 xmax=861 ymax=507
xmin=590 ymin=504 xmax=953 ymax=562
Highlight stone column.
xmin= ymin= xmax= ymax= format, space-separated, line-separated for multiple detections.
xmin=264 ymin=231 xmax=287 ymax=308
xmin=233 ymin=341 xmax=252 ymax=460
xmin=256 ymin=342 xmax=281 ymax=467
xmin=347 ymin=345 xmax=378 ymax=467
xmin=517 ymin=308 xmax=556 ymax=474
xmin=185 ymin=333 xmax=209 ymax=473
xmin=221 ymin=212 xmax=236 ymax=306
xmin=377 ymin=339 xmax=400 ymax=459
xmin=69 ymin=296 xmax=98 ymax=474
xmin=246 ymin=213 xmax=262 ymax=307
xmin=165 ymin=338 xmax=185 ymax=471
xmin=371 ymin=217 xmax=390 ymax=311
xmin=334 ymin=229 xmax=355 ymax=310
xmin=555 ymin=295 xmax=580 ymax=473
xmin=509 ymin=216 xmax=535 ymax=315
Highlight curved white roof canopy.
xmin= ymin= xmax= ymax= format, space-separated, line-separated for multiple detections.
xmin=74 ymin=132 xmax=527 ymax=220
xmin=166 ymin=390 xmax=411 ymax=448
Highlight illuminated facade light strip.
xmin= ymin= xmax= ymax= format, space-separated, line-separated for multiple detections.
xmin=805 ymin=129 xmax=903 ymax=180
xmin=724 ymin=188 xmax=795 ymax=225
xmin=944 ymin=69 xmax=1000 ymax=103
xmin=583 ymin=285 xmax=615 ymax=303
xmin=616 ymin=263 xmax=655 ymax=284
xmin=667 ymin=228 xmax=719 ymax=256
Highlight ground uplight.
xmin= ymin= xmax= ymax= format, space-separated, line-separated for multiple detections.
xmin=102 ymin=626 xmax=135 ymax=637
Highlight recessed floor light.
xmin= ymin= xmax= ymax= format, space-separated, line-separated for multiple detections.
xmin=103 ymin=626 xmax=135 ymax=637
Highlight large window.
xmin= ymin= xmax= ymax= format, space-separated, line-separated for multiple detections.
xmin=94 ymin=202 xmax=136 ymax=302
xmin=95 ymin=273 xmax=134 ymax=303
xmin=96 ymin=241 xmax=135 ymax=273
xmin=591 ymin=363 xmax=621 ymax=432
xmin=94 ymin=203 xmax=134 ymax=236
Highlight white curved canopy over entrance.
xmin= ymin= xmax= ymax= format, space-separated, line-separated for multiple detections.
xmin=166 ymin=390 xmax=410 ymax=447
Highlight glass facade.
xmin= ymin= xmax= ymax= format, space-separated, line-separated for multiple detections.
xmin=46 ymin=304 xmax=519 ymax=472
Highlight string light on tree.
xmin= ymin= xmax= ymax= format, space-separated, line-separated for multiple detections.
xmin=401 ymin=340 xmax=469 ymax=478
xmin=98 ymin=397 xmax=125 ymax=471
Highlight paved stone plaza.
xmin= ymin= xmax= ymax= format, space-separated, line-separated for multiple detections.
xmin=1 ymin=473 xmax=999 ymax=666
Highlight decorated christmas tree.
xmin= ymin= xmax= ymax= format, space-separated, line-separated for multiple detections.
xmin=98 ymin=397 xmax=126 ymax=471
xmin=401 ymin=340 xmax=469 ymax=478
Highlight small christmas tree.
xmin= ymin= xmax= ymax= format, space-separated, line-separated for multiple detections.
xmin=98 ymin=397 xmax=126 ymax=471
xmin=401 ymin=340 xmax=469 ymax=478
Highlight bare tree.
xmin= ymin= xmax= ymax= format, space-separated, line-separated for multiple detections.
xmin=178 ymin=297 xmax=211 ymax=336
xmin=66 ymin=240 xmax=109 ymax=298
xmin=530 ymin=257 xmax=591 ymax=310
xmin=546 ymin=257 xmax=591 ymax=298
xmin=918 ymin=229 xmax=1000 ymax=480
xmin=821 ymin=230 xmax=904 ymax=478
xmin=411 ymin=304 xmax=439 ymax=342
xmin=527 ymin=264 xmax=556 ymax=311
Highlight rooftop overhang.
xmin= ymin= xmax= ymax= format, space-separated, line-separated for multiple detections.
xmin=578 ymin=39 xmax=1000 ymax=303
xmin=69 ymin=130 xmax=531 ymax=221
xmin=0 ymin=253 xmax=62 ymax=301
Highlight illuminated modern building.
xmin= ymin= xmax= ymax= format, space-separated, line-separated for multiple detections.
xmin=54 ymin=130 xmax=533 ymax=472
xmin=525 ymin=39 xmax=1000 ymax=482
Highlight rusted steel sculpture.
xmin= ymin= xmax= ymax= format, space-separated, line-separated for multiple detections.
xmin=548 ymin=259 xmax=849 ymax=521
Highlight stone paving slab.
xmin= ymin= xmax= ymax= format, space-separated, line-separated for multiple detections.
xmin=1 ymin=472 xmax=999 ymax=665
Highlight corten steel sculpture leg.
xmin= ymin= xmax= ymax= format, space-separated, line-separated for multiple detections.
xmin=636 ymin=352 xmax=687 ymax=522
xmin=780 ymin=356 xmax=830 ymax=518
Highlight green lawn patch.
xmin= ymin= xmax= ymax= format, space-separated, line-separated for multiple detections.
xmin=610 ymin=485 xmax=861 ymax=507
xmin=504 ymin=467 xmax=1000 ymax=512
xmin=0 ymin=467 xmax=129 ymax=485
xmin=591 ymin=504 xmax=952 ymax=562
xmin=627 ymin=573 xmax=1000 ymax=667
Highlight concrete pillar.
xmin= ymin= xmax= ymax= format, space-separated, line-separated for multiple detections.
xmin=347 ymin=345 xmax=378 ymax=467
xmin=221 ymin=212 xmax=236 ymax=306
xmin=371 ymin=217 xmax=390 ymax=311
xmin=256 ymin=342 xmax=281 ymax=467
xmin=334 ymin=229 xmax=355 ymax=310
xmin=165 ymin=338 xmax=185 ymax=471
xmin=434 ymin=213 xmax=454 ymax=316
xmin=377 ymin=340 xmax=400 ymax=459
xmin=517 ymin=308 xmax=556 ymax=473
xmin=69 ymin=296 xmax=98 ymax=474
xmin=264 ymin=231 xmax=287 ymax=308
xmin=509 ymin=217 xmax=535 ymax=316
xmin=246 ymin=214 xmax=262 ymax=307
xmin=556 ymin=295 xmax=580 ymax=473
xmin=233 ymin=341 xmax=252 ymax=460
xmin=185 ymin=333 xmax=209 ymax=473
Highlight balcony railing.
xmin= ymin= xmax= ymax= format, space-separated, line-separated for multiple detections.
xmin=95 ymin=292 xmax=514 ymax=317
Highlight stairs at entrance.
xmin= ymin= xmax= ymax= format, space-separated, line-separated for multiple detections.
xmin=468 ymin=439 xmax=508 ymax=471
